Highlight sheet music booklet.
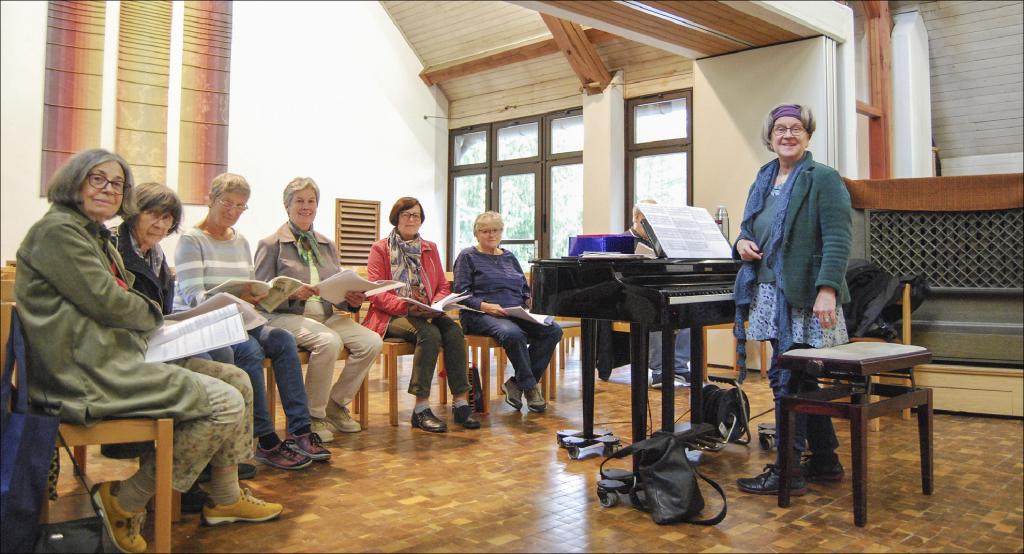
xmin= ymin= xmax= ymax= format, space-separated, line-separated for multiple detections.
xmin=637 ymin=204 xmax=733 ymax=259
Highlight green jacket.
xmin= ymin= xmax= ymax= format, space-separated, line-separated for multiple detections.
xmin=15 ymin=205 xmax=211 ymax=426
xmin=738 ymin=153 xmax=852 ymax=308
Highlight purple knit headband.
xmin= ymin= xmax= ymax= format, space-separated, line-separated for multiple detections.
xmin=771 ymin=104 xmax=802 ymax=123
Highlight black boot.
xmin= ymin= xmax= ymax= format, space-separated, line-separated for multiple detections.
xmin=802 ymin=451 xmax=844 ymax=482
xmin=453 ymin=404 xmax=481 ymax=429
xmin=737 ymin=463 xmax=807 ymax=496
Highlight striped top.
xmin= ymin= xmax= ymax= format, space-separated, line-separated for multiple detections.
xmin=172 ymin=226 xmax=254 ymax=311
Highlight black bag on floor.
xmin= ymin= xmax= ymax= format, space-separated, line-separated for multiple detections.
xmin=701 ymin=383 xmax=751 ymax=445
xmin=601 ymin=431 xmax=727 ymax=525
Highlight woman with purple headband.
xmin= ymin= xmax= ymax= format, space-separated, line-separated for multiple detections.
xmin=732 ymin=104 xmax=853 ymax=496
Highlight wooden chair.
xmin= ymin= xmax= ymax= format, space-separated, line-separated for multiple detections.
xmin=380 ymin=339 xmax=446 ymax=426
xmin=264 ymin=348 xmax=370 ymax=430
xmin=2 ymin=306 xmax=176 ymax=553
xmin=702 ymin=322 xmax=770 ymax=379
xmin=61 ymin=420 xmax=176 ymax=552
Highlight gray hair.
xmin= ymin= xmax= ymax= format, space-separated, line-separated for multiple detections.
xmin=46 ymin=148 xmax=135 ymax=218
xmin=208 ymin=172 xmax=250 ymax=203
xmin=124 ymin=182 xmax=183 ymax=234
xmin=632 ymin=198 xmax=657 ymax=221
xmin=283 ymin=177 xmax=320 ymax=207
xmin=473 ymin=211 xmax=504 ymax=233
xmin=761 ymin=104 xmax=815 ymax=152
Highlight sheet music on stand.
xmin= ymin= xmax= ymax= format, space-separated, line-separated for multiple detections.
xmin=637 ymin=204 xmax=733 ymax=259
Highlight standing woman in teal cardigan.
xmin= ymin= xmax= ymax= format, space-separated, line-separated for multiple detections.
xmin=732 ymin=104 xmax=853 ymax=496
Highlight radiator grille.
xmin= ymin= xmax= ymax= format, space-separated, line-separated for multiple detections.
xmin=866 ymin=209 xmax=1023 ymax=289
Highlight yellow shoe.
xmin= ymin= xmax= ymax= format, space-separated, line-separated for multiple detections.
xmin=201 ymin=488 xmax=283 ymax=526
xmin=90 ymin=481 xmax=147 ymax=554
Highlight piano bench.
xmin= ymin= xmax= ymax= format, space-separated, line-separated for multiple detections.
xmin=776 ymin=342 xmax=934 ymax=527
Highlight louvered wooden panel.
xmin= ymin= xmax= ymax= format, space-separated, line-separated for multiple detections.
xmin=336 ymin=198 xmax=380 ymax=266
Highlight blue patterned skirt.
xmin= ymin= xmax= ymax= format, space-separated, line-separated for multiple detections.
xmin=746 ymin=282 xmax=848 ymax=348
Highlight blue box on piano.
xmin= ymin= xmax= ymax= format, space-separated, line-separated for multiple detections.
xmin=567 ymin=234 xmax=636 ymax=257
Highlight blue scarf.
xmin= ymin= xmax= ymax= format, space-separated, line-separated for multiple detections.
xmin=732 ymin=153 xmax=810 ymax=382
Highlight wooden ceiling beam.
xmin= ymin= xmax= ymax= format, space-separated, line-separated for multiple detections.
xmin=419 ymin=28 xmax=618 ymax=87
xmin=642 ymin=1 xmax=803 ymax=46
xmin=540 ymin=13 xmax=611 ymax=95
xmin=524 ymin=0 xmax=747 ymax=58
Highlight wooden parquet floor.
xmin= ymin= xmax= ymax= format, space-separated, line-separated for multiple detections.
xmin=51 ymin=351 xmax=1024 ymax=553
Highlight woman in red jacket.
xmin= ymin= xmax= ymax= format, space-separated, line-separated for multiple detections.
xmin=363 ymin=197 xmax=480 ymax=433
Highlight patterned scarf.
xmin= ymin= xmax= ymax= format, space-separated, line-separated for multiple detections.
xmin=289 ymin=222 xmax=325 ymax=269
xmin=733 ymin=152 xmax=809 ymax=382
xmin=388 ymin=228 xmax=429 ymax=301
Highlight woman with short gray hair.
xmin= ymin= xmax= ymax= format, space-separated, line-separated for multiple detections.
xmin=255 ymin=176 xmax=383 ymax=440
xmin=453 ymin=211 xmax=562 ymax=413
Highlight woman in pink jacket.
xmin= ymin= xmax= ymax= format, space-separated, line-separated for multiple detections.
xmin=363 ymin=197 xmax=480 ymax=433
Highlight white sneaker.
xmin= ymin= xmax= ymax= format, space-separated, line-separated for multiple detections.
xmin=310 ymin=418 xmax=335 ymax=442
xmin=325 ymin=401 xmax=362 ymax=433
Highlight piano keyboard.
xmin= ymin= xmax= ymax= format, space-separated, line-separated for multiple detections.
xmin=665 ymin=287 xmax=734 ymax=305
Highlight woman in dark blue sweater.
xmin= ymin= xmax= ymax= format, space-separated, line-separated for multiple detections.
xmin=453 ymin=212 xmax=562 ymax=413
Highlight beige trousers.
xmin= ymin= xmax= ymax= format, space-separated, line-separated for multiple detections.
xmin=266 ymin=310 xmax=382 ymax=419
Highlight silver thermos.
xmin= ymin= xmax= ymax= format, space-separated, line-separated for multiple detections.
xmin=715 ymin=206 xmax=730 ymax=241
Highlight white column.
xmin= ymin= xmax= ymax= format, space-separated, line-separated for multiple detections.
xmin=581 ymin=70 xmax=625 ymax=234
xmin=165 ymin=1 xmax=185 ymax=190
xmin=891 ymin=11 xmax=933 ymax=177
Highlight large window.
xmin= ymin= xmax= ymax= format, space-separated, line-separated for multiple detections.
xmin=448 ymin=108 xmax=583 ymax=270
xmin=625 ymin=90 xmax=693 ymax=222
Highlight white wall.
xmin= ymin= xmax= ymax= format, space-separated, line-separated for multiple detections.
xmin=891 ymin=11 xmax=934 ymax=177
xmin=0 ymin=0 xmax=48 ymax=263
xmin=693 ymin=37 xmax=838 ymax=240
xmin=0 ymin=1 xmax=447 ymax=264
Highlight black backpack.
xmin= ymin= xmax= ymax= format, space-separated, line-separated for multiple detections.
xmin=701 ymin=382 xmax=750 ymax=445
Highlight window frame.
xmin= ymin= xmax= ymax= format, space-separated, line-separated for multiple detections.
xmin=446 ymin=107 xmax=583 ymax=269
xmin=624 ymin=89 xmax=693 ymax=225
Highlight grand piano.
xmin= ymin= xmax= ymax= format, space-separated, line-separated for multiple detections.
xmin=532 ymin=257 xmax=741 ymax=452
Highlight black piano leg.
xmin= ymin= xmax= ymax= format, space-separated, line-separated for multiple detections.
xmin=581 ymin=318 xmax=598 ymax=440
xmin=660 ymin=322 xmax=675 ymax=433
xmin=690 ymin=321 xmax=706 ymax=425
xmin=629 ymin=323 xmax=650 ymax=447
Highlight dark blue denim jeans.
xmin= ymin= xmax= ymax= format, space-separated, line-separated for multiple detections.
xmin=768 ymin=340 xmax=839 ymax=459
xmin=649 ymin=327 xmax=691 ymax=377
xmin=461 ymin=312 xmax=563 ymax=391
xmin=231 ymin=325 xmax=310 ymax=438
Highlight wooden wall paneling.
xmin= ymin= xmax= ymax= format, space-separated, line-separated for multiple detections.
xmin=116 ymin=0 xmax=172 ymax=185
xmin=40 ymin=0 xmax=107 ymax=194
xmin=335 ymin=199 xmax=381 ymax=266
xmin=890 ymin=0 xmax=1022 ymax=161
xmin=178 ymin=0 xmax=232 ymax=204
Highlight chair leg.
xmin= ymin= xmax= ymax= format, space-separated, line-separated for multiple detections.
xmin=777 ymin=404 xmax=796 ymax=508
xmin=153 ymin=418 xmax=173 ymax=554
xmin=388 ymin=354 xmax=398 ymax=427
xmin=357 ymin=375 xmax=369 ymax=429
xmin=439 ymin=352 xmax=448 ymax=405
xmin=850 ymin=408 xmax=870 ymax=527
xmin=759 ymin=340 xmax=768 ymax=380
xmin=496 ymin=348 xmax=506 ymax=390
xmin=547 ymin=356 xmax=557 ymax=401
xmin=266 ymin=363 xmax=278 ymax=431
xmin=918 ymin=389 xmax=934 ymax=495
xmin=73 ymin=445 xmax=87 ymax=474
xmin=480 ymin=347 xmax=490 ymax=414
